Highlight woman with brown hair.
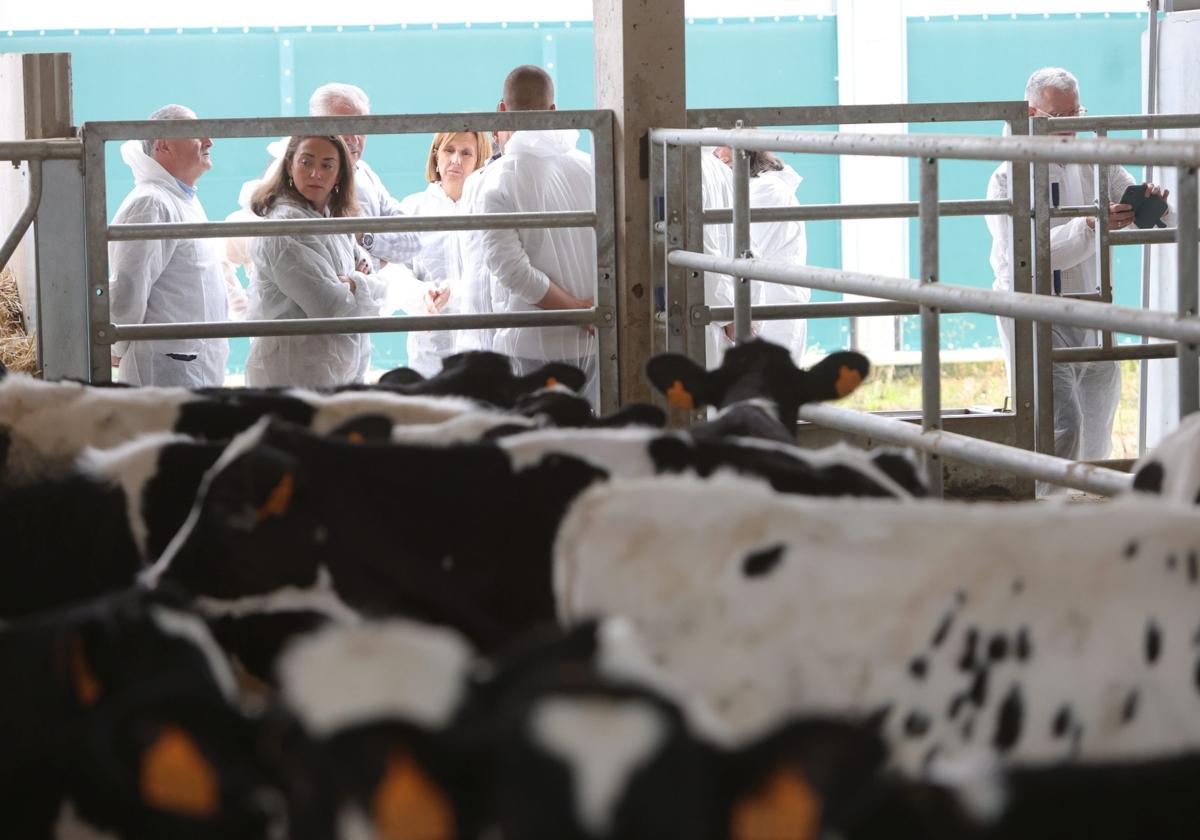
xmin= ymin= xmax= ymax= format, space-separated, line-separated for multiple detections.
xmin=246 ymin=134 xmax=387 ymax=387
xmin=387 ymin=131 xmax=492 ymax=376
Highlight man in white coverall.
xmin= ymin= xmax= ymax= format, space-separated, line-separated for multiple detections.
xmin=472 ymin=65 xmax=598 ymax=403
xmin=987 ymin=67 xmax=1173 ymax=465
xmin=110 ymin=104 xmax=228 ymax=387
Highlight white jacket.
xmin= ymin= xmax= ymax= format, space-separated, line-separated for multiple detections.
xmin=701 ymin=150 xmax=744 ymax=367
xmin=474 ymin=130 xmax=597 ymax=364
xmin=109 ymin=140 xmax=229 ymax=386
xmin=986 ymin=161 xmax=1173 ymax=296
xmin=246 ymin=198 xmax=387 ymax=388
xmin=750 ymin=164 xmax=810 ymax=366
xmin=453 ymin=167 xmax=495 ymax=353
xmin=391 ymin=182 xmax=464 ymax=376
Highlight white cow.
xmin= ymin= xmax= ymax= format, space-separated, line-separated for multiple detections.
xmin=1131 ymin=412 xmax=1200 ymax=506
xmin=555 ymin=474 xmax=1200 ymax=772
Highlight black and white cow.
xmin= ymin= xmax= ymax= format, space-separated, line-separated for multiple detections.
xmin=371 ymin=349 xmax=587 ymax=406
xmin=647 ymin=340 xmax=871 ymax=443
xmin=0 ymin=587 xmax=283 ymax=839
xmin=143 ymin=380 xmax=924 ymax=658
xmin=555 ymin=474 xmax=1200 ymax=770
xmin=1131 ymin=412 xmax=1200 ymax=506
xmin=271 ymin=618 xmax=486 ymax=840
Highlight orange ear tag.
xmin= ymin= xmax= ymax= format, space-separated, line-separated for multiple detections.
xmin=834 ymin=366 xmax=863 ymax=398
xmin=255 ymin=472 xmax=294 ymax=523
xmin=545 ymin=376 xmax=560 ymax=388
xmin=140 ymin=725 xmax=221 ymax=818
xmin=373 ymin=752 xmax=457 ymax=840
xmin=347 ymin=432 xmax=365 ymax=445
xmin=666 ymin=379 xmax=695 ymax=411
xmin=730 ymin=766 xmax=822 ymax=840
xmin=68 ymin=635 xmax=102 ymax=707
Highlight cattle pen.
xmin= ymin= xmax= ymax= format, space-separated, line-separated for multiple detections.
xmin=651 ymin=105 xmax=1200 ymax=498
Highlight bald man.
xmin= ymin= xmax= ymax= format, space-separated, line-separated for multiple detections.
xmin=465 ymin=65 xmax=599 ymax=402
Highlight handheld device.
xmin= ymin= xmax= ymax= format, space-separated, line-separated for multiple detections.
xmin=1118 ymin=183 xmax=1169 ymax=229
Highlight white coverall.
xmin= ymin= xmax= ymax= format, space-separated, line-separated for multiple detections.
xmin=987 ymin=161 xmax=1173 ymax=462
xmin=701 ymin=150 xmax=742 ymax=367
xmin=389 ymin=182 xmax=465 ymax=377
xmin=109 ymin=140 xmax=229 ymax=387
xmin=246 ymin=198 xmax=387 ymax=388
xmin=750 ymin=164 xmax=810 ymax=367
xmin=453 ymin=167 xmax=495 ymax=354
xmin=474 ymin=130 xmax=598 ymax=401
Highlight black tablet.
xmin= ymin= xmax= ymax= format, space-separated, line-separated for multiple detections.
xmin=1119 ymin=183 xmax=1169 ymax=229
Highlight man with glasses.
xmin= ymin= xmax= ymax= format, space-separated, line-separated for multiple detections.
xmin=986 ymin=67 xmax=1173 ymax=482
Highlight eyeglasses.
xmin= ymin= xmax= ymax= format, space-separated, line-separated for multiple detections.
xmin=1033 ymin=106 xmax=1088 ymax=118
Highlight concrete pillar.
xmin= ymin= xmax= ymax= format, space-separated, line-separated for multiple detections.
xmin=594 ymin=0 xmax=686 ymax=404
xmin=0 ymin=52 xmax=72 ymax=331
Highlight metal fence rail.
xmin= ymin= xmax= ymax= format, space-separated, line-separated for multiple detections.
xmin=80 ymin=109 xmax=621 ymax=411
xmin=651 ymin=110 xmax=1200 ymax=497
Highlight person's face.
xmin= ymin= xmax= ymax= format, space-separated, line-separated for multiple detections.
xmin=714 ymin=146 xmax=734 ymax=167
xmin=320 ymin=99 xmax=367 ymax=163
xmin=154 ymin=115 xmax=212 ymax=187
xmin=286 ymin=137 xmax=342 ymax=211
xmin=1030 ymin=86 xmax=1081 ymax=137
xmin=436 ymin=133 xmax=481 ymax=189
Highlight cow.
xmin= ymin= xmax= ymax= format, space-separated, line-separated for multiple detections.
xmin=369 ymin=349 xmax=587 ymax=406
xmin=271 ymin=619 xmax=486 ymax=840
xmin=1130 ymin=412 xmax=1200 ymax=506
xmin=647 ymin=340 xmax=871 ymax=444
xmin=142 ymin=375 xmax=922 ymax=660
xmin=0 ymin=587 xmax=284 ymax=839
xmin=554 ymin=474 xmax=1200 ymax=771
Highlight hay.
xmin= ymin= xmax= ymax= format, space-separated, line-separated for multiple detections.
xmin=0 ymin=265 xmax=38 ymax=375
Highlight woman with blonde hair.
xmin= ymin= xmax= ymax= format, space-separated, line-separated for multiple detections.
xmin=247 ymin=134 xmax=387 ymax=387
xmin=388 ymin=131 xmax=493 ymax=376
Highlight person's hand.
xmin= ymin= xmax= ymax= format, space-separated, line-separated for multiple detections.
xmin=1147 ymin=183 xmax=1170 ymax=202
xmin=338 ymin=274 xmax=357 ymax=295
xmin=356 ymin=257 xmax=371 ymax=274
xmin=355 ymin=232 xmax=365 ymax=245
xmin=111 ymin=354 xmax=121 ymax=367
xmin=1088 ymin=202 xmax=1135 ymax=231
xmin=424 ymin=285 xmax=451 ymax=314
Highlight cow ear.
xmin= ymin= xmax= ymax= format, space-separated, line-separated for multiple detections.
xmin=518 ymin=362 xmax=587 ymax=394
xmin=327 ymin=414 xmax=393 ymax=444
xmin=379 ymin=366 xmax=425 ymax=387
xmin=799 ymin=352 xmax=870 ymax=401
xmin=372 ymin=752 xmax=457 ymax=840
xmin=730 ymin=765 xmax=821 ymax=840
xmin=645 ymin=353 xmax=713 ymax=410
xmin=140 ymin=724 xmax=221 ymax=818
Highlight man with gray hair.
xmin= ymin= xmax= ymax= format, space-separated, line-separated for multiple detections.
xmin=308 ymin=82 xmax=420 ymax=267
xmin=986 ymin=67 xmax=1172 ymax=474
xmin=109 ymin=104 xmax=228 ymax=386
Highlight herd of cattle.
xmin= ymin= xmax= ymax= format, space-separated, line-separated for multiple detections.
xmin=2 ymin=340 xmax=1199 ymax=840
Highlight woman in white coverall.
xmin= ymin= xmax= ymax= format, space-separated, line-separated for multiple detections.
xmin=390 ymin=131 xmax=493 ymax=376
xmin=109 ymin=132 xmax=229 ymax=387
xmin=247 ymin=135 xmax=387 ymax=388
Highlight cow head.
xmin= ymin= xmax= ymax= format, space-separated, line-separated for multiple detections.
xmin=646 ymin=340 xmax=870 ymax=435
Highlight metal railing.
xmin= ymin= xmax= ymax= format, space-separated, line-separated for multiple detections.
xmin=650 ymin=115 xmax=1200 ymax=498
xmin=80 ymin=110 xmax=621 ymax=412
xmin=0 ymin=140 xmax=83 ymax=275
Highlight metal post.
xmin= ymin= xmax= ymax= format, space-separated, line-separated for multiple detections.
xmin=0 ymin=159 xmax=42 ymax=273
xmin=683 ymin=144 xmax=707 ymax=387
xmin=591 ymin=113 xmax=620 ymax=415
xmin=34 ymin=158 xmax=90 ymax=381
xmin=1007 ymin=108 xmax=1037 ymax=499
xmin=919 ymin=156 xmax=943 ymax=497
xmin=1093 ymin=132 xmax=1114 ymax=351
xmin=1141 ymin=0 xmax=1161 ymax=455
xmin=1177 ymin=166 xmax=1200 ymax=418
xmin=1032 ymin=160 xmax=1056 ymax=457
xmin=663 ymin=142 xmax=688 ymax=355
xmin=82 ymin=128 xmax=112 ymax=383
xmin=732 ymin=147 xmax=753 ymax=342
